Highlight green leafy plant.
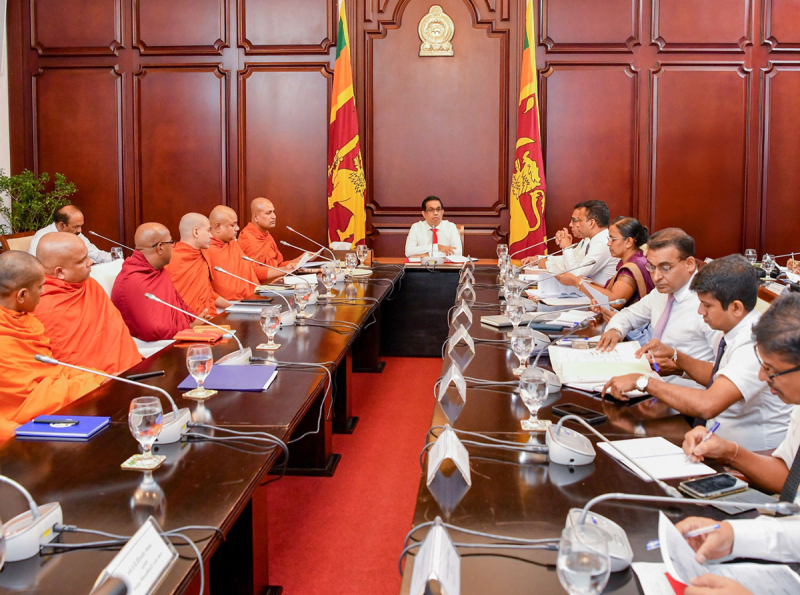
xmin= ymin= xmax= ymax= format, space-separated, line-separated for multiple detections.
xmin=0 ymin=169 xmax=78 ymax=235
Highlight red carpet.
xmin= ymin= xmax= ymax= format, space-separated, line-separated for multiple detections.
xmin=257 ymin=357 xmax=441 ymax=594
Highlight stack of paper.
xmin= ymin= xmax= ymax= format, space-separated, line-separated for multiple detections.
xmin=548 ymin=341 xmax=651 ymax=384
xmin=550 ymin=310 xmax=595 ymax=327
xmin=597 ymin=437 xmax=715 ymax=481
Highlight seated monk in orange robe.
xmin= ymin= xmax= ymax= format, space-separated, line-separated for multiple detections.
xmin=206 ymin=205 xmax=283 ymax=300
xmin=0 ymin=251 xmax=105 ymax=441
xmin=112 ymin=222 xmax=206 ymax=341
xmin=34 ymin=232 xmax=142 ymax=375
xmin=238 ymin=197 xmax=302 ymax=273
xmin=166 ymin=212 xmax=231 ymax=315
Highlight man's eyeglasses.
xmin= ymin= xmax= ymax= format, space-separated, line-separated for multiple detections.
xmin=753 ymin=345 xmax=800 ymax=385
xmin=425 ymin=207 xmax=444 ymax=214
xmin=645 ymin=258 xmax=686 ymax=274
xmin=150 ymin=240 xmax=176 ymax=248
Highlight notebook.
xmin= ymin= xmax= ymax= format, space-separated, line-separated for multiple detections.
xmin=597 ymin=437 xmax=715 ymax=481
xmin=16 ymin=415 xmax=111 ymax=441
xmin=178 ymin=364 xmax=278 ymax=392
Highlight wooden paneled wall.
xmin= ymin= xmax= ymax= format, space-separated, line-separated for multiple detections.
xmin=7 ymin=0 xmax=800 ymax=258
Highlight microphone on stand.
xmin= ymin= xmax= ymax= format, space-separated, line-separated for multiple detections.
xmin=0 ymin=474 xmax=62 ymax=561
xmin=285 ymin=226 xmax=338 ymax=264
xmin=212 ymin=267 xmax=297 ymax=327
xmin=526 ymin=319 xmax=593 ymax=393
xmin=87 ymin=231 xmax=134 ymax=252
xmin=34 ymin=354 xmax=191 ymax=444
xmin=241 ymin=255 xmax=304 ymax=280
xmin=508 ymin=236 xmax=558 ymax=258
xmin=523 ymin=259 xmax=597 ymax=289
xmin=279 ymin=241 xmax=338 ymax=266
xmin=521 ymin=241 xmax=579 ymax=266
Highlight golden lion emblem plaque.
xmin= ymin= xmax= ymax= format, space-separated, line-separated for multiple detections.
xmin=418 ymin=5 xmax=454 ymax=57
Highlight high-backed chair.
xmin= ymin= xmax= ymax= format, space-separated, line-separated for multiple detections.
xmin=0 ymin=231 xmax=35 ymax=252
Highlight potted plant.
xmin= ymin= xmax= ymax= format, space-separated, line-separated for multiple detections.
xmin=0 ymin=169 xmax=77 ymax=235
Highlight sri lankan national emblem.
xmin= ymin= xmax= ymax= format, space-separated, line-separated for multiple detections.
xmin=418 ymin=6 xmax=455 ymax=57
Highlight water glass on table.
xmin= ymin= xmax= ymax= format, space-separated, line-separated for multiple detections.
xmin=126 ymin=396 xmax=165 ymax=470
xmin=184 ymin=344 xmax=216 ymax=399
xmin=511 ymin=326 xmax=534 ymax=376
xmin=356 ymin=244 xmax=369 ymax=267
xmin=744 ymin=248 xmax=757 ymax=265
xmin=259 ymin=305 xmax=282 ymax=350
xmin=110 ymin=247 xmax=124 ymax=261
xmin=519 ymin=367 xmax=549 ymax=431
xmin=345 ymin=252 xmax=358 ymax=271
xmin=557 ymin=524 xmax=611 ymax=595
xmin=294 ymin=281 xmax=313 ymax=319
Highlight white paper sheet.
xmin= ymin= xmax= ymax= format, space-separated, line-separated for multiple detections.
xmin=583 ymin=280 xmax=610 ymax=307
xmin=598 ymin=437 xmax=715 ymax=481
xmin=548 ymin=341 xmax=651 ymax=383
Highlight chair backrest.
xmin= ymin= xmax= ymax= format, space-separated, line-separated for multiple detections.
xmin=0 ymin=231 xmax=35 ymax=253
xmin=457 ymin=225 xmax=465 ymax=252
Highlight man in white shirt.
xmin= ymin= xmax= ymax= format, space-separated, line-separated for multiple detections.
xmin=404 ymin=196 xmax=462 ymax=258
xmin=597 ymin=228 xmax=717 ymax=384
xmin=523 ymin=200 xmax=618 ymax=285
xmin=29 ymin=205 xmax=112 ymax=264
xmin=682 ymin=293 xmax=800 ymax=499
xmin=602 ymin=255 xmax=791 ymax=451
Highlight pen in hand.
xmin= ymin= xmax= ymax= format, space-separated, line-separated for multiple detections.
xmin=686 ymin=421 xmax=721 ymax=462
xmin=645 ymin=524 xmax=721 ymax=551
xmin=648 ymin=350 xmax=660 ymax=373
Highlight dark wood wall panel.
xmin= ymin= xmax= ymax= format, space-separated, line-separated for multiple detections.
xmin=133 ymin=0 xmax=227 ymax=53
xmin=761 ymin=66 xmax=800 ymax=257
xmin=652 ymin=0 xmax=751 ymax=50
xmin=369 ymin=0 xmax=504 ymax=214
xmin=541 ymin=64 xmax=637 ymax=228
xmin=240 ymin=0 xmax=333 ymax=52
xmin=32 ymin=67 xmax=123 ymax=242
xmin=651 ymin=65 xmax=749 ymax=257
xmin=239 ymin=66 xmax=330 ymax=246
xmin=134 ymin=67 xmax=228 ymax=235
xmin=540 ymin=0 xmax=639 ymax=51
xmin=31 ymin=0 xmax=121 ymax=54
xmin=8 ymin=0 xmax=800 ymax=259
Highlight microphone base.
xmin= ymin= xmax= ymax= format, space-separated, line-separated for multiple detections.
xmin=280 ymin=311 xmax=297 ymax=327
xmin=3 ymin=501 xmax=62 ymax=561
xmin=566 ymin=508 xmax=633 ymax=572
xmin=155 ymin=407 xmax=192 ymax=444
xmin=546 ymin=425 xmax=596 ymax=465
xmin=217 ymin=347 xmax=253 ymax=366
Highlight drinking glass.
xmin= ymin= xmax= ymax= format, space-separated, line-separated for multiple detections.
xmin=321 ymin=264 xmax=337 ymax=298
xmin=505 ymin=297 xmax=525 ymax=332
xmin=293 ymin=281 xmax=313 ymax=319
xmin=762 ymin=253 xmax=775 ymax=276
xmin=259 ymin=305 xmax=282 ymax=350
xmin=744 ymin=249 xmax=757 ymax=265
xmin=510 ymin=327 xmax=534 ymax=376
xmin=356 ymin=244 xmax=369 ymax=267
xmin=497 ymin=244 xmax=509 ymax=265
xmin=110 ymin=247 xmax=124 ymax=261
xmin=128 ymin=396 xmax=163 ymax=462
xmin=345 ymin=252 xmax=358 ymax=271
xmin=185 ymin=344 xmax=214 ymax=398
xmin=557 ymin=524 xmax=611 ymax=595
xmin=519 ymin=367 xmax=548 ymax=430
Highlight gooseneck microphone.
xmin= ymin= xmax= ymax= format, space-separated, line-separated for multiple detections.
xmin=286 ymin=226 xmax=338 ymax=263
xmin=144 ymin=293 xmax=246 ymax=354
xmin=87 ymin=231 xmax=133 ymax=252
xmin=241 ymin=255 xmax=304 ymax=281
xmin=508 ymin=236 xmax=557 ymax=258
xmin=212 ymin=267 xmax=297 ymax=327
xmin=0 ymin=474 xmax=62 ymax=561
xmin=279 ymin=240 xmax=337 ymax=265
xmin=34 ymin=354 xmax=190 ymax=444
xmin=524 ymin=259 xmax=597 ymax=288
xmin=521 ymin=241 xmax=579 ymax=265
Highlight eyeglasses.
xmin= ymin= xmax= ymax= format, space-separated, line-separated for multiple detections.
xmin=570 ymin=217 xmax=584 ymax=224
xmin=150 ymin=240 xmax=176 ymax=248
xmin=425 ymin=207 xmax=444 ymax=214
xmin=644 ymin=258 xmax=686 ymax=274
xmin=608 ymin=236 xmax=625 ymax=243
xmin=753 ymin=345 xmax=800 ymax=385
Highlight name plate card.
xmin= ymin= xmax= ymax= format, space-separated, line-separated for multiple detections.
xmin=409 ymin=517 xmax=461 ymax=595
xmin=461 ymin=258 xmax=475 ymax=271
xmin=438 ymin=363 xmax=467 ymax=406
xmin=455 ymin=281 xmax=476 ymax=303
xmin=450 ymin=300 xmax=473 ymax=328
xmin=447 ymin=325 xmax=475 ymax=355
xmin=91 ymin=517 xmax=178 ymax=595
xmin=426 ymin=425 xmax=471 ymax=488
xmin=458 ymin=268 xmax=474 ymax=285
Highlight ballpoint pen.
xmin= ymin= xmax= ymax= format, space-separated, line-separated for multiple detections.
xmin=646 ymin=524 xmax=721 ymax=551
xmin=686 ymin=421 xmax=721 ymax=462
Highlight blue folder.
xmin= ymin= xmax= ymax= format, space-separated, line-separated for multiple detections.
xmin=178 ymin=364 xmax=278 ymax=392
xmin=16 ymin=415 xmax=110 ymax=441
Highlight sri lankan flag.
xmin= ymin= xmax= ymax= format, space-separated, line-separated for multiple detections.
xmin=509 ymin=0 xmax=547 ymax=258
xmin=327 ymin=0 xmax=366 ymax=247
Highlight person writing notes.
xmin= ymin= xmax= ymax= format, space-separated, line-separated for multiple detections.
xmin=405 ymin=196 xmax=462 ymax=258
xmin=602 ymin=255 xmax=791 ymax=451
xmin=28 ymin=204 xmax=113 ymax=264
xmin=522 ymin=200 xmax=619 ymax=285
xmin=596 ymin=228 xmax=717 ymax=382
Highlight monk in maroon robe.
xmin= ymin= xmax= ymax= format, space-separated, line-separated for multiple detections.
xmin=112 ymin=222 xmax=204 ymax=341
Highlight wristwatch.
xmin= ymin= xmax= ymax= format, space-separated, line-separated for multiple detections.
xmin=635 ymin=374 xmax=650 ymax=392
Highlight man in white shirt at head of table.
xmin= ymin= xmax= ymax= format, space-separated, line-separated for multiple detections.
xmin=28 ymin=204 xmax=112 ymax=264
xmin=404 ymin=196 xmax=462 ymax=258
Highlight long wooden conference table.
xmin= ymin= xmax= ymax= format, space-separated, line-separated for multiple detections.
xmin=0 ymin=263 xmax=403 ymax=595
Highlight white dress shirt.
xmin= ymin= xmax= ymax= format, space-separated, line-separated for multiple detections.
xmin=706 ymin=310 xmax=792 ymax=451
xmin=729 ymin=516 xmax=800 ymax=562
xmin=606 ymin=273 xmax=718 ymax=387
xmin=405 ymin=220 xmax=462 ymax=258
xmin=772 ymin=406 xmax=800 ymax=473
xmin=29 ymin=223 xmax=112 ymax=264
xmin=545 ymin=228 xmax=619 ymax=285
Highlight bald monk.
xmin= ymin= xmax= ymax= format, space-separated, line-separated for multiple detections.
xmin=238 ymin=197 xmax=302 ymax=272
xmin=0 ymin=251 xmax=105 ymax=441
xmin=206 ymin=206 xmax=285 ymax=300
xmin=166 ymin=213 xmax=231 ymax=315
xmin=112 ymin=223 xmax=203 ymax=341
xmin=29 ymin=204 xmax=112 ymax=264
xmin=35 ymin=233 xmax=142 ymax=375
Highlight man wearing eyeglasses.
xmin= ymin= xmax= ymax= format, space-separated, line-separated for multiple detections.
xmin=602 ymin=255 xmax=791 ymax=451
xmin=112 ymin=222 xmax=205 ymax=341
xmin=404 ymin=196 xmax=462 ymax=258
xmin=597 ymin=228 xmax=717 ymax=383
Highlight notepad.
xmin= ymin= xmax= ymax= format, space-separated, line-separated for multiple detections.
xmin=549 ymin=341 xmax=651 ymax=383
xmin=597 ymin=437 xmax=715 ymax=481
xmin=16 ymin=415 xmax=110 ymax=441
xmin=178 ymin=364 xmax=277 ymax=392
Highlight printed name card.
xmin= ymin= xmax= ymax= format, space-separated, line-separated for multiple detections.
xmin=409 ymin=517 xmax=461 ymax=595
xmin=447 ymin=325 xmax=475 ymax=355
xmin=458 ymin=268 xmax=475 ymax=285
xmin=91 ymin=517 xmax=178 ymax=595
xmin=426 ymin=425 xmax=472 ymax=488
xmin=461 ymin=258 xmax=475 ymax=271
xmin=450 ymin=300 xmax=473 ymax=327
xmin=455 ymin=281 xmax=476 ymax=303
xmin=438 ymin=363 xmax=467 ymax=406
